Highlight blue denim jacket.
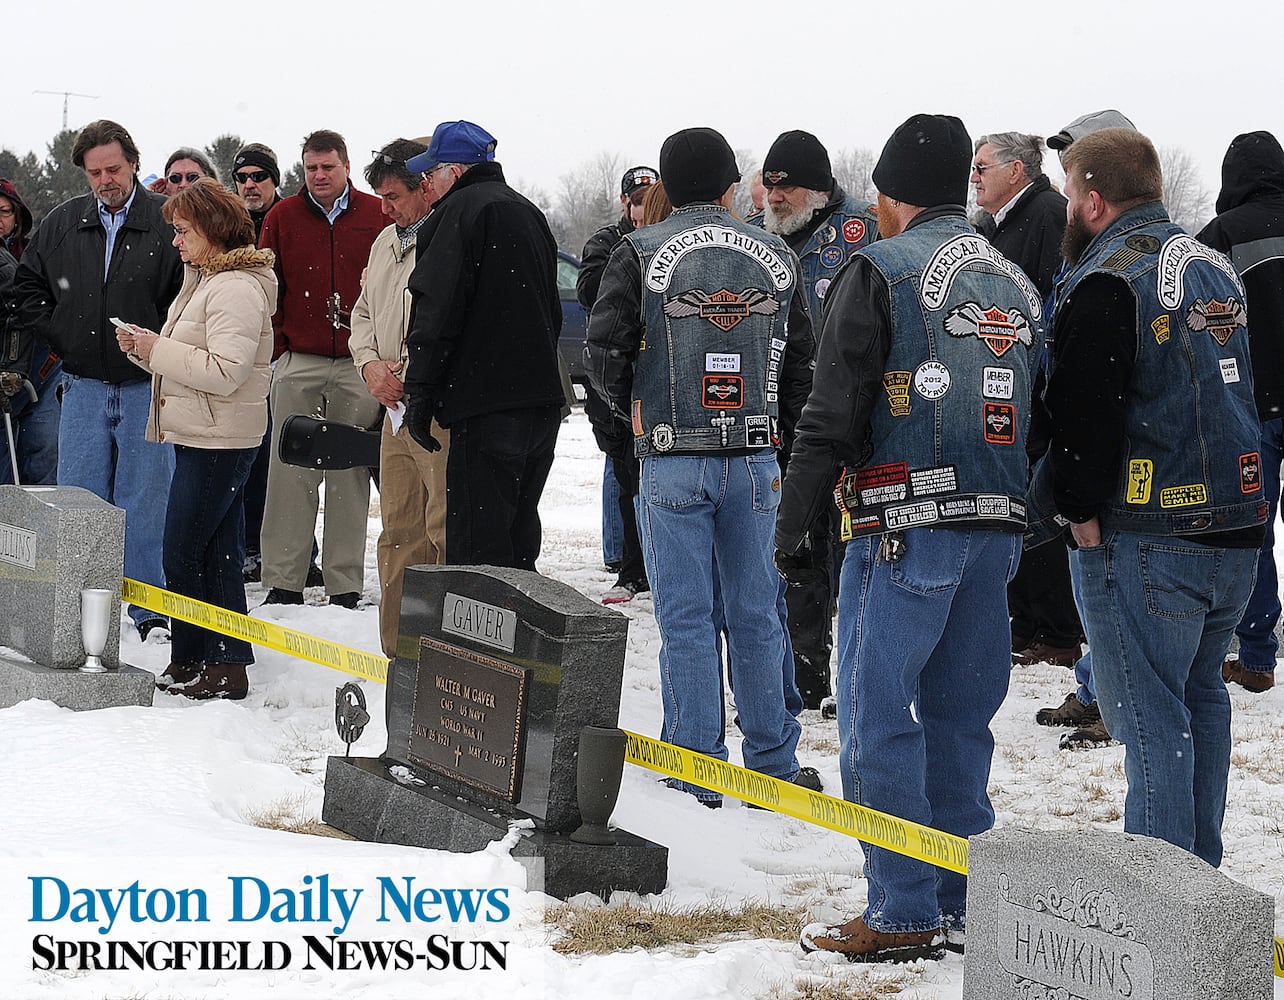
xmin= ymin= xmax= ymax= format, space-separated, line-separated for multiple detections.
xmin=753 ymin=194 xmax=878 ymax=327
xmin=1062 ymin=204 xmax=1265 ymax=535
xmin=625 ymin=204 xmax=802 ymax=457
xmin=835 ymin=215 xmax=1045 ymax=538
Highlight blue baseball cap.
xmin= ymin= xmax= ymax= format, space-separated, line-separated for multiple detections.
xmin=406 ymin=121 xmax=498 ymax=172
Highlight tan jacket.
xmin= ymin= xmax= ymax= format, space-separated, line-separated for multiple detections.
xmin=135 ymin=246 xmax=278 ymax=449
xmin=349 ymin=222 xmax=415 ymax=374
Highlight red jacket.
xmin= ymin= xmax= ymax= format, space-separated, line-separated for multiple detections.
xmin=259 ymin=186 xmax=385 ymax=359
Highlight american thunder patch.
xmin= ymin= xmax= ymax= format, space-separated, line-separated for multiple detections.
xmin=1186 ymin=297 xmax=1247 ymax=346
xmin=944 ymin=302 xmax=1035 ymax=358
xmin=663 ymin=287 xmax=781 ymax=331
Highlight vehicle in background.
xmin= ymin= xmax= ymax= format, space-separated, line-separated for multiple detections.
xmin=557 ymin=251 xmax=588 ymax=391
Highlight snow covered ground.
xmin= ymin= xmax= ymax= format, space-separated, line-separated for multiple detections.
xmin=1 ymin=409 xmax=1281 ymax=999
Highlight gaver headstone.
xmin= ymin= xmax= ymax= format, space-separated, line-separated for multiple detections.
xmin=323 ymin=565 xmax=668 ymax=899
xmin=0 ymin=485 xmax=154 ymax=710
xmin=963 ymin=828 xmax=1274 ymax=1000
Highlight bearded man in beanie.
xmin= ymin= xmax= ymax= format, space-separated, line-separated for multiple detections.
xmin=759 ymin=129 xmax=879 ymax=710
xmin=232 ymin=143 xmax=283 ymax=242
xmin=586 ymin=126 xmax=821 ymax=806
xmin=777 ymin=114 xmax=1044 ymax=961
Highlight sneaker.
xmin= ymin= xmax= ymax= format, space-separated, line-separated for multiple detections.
xmin=1059 ymin=716 xmax=1114 ymax=750
xmin=819 ymin=695 xmax=837 ymax=720
xmin=601 ymin=579 xmax=646 ymax=605
xmin=1013 ymin=641 xmax=1082 ymax=667
xmin=1222 ymin=658 xmax=1275 ymax=693
xmin=1035 ymin=691 xmax=1101 ymax=728
xmin=800 ymin=915 xmax=944 ymax=964
xmin=329 ymin=591 xmax=361 ymax=609
xmin=137 ymin=618 xmax=170 ymax=643
xmin=305 ymin=564 xmax=325 ymax=589
xmin=156 ymin=661 xmax=201 ymax=691
xmin=262 ymin=588 xmax=304 ymax=606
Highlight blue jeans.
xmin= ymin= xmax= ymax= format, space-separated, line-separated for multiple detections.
xmin=57 ymin=376 xmax=174 ymax=627
xmin=0 ymin=350 xmax=61 ymax=486
xmin=164 ymin=446 xmax=258 ymax=665
xmin=601 ymin=456 xmax=623 ymax=565
xmin=1234 ymin=417 xmax=1283 ymax=675
xmin=638 ymin=451 xmax=801 ymax=801
xmin=836 ymin=528 xmax=1019 ymax=932
xmin=1071 ymin=531 xmax=1256 ymax=867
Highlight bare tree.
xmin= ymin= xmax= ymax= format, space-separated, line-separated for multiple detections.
xmin=1160 ymin=145 xmax=1214 ymax=233
xmin=832 ymin=146 xmax=876 ymax=203
xmin=547 ymin=151 xmax=622 ymax=254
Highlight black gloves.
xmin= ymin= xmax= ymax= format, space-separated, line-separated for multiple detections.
xmin=774 ymin=534 xmax=821 ymax=587
xmin=403 ymin=395 xmax=441 ymax=453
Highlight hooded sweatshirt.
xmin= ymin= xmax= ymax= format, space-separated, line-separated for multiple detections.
xmin=1197 ymin=131 xmax=1284 ymax=422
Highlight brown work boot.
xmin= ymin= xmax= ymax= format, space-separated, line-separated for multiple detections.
xmin=176 ymin=663 xmax=249 ymax=701
xmin=1222 ymin=658 xmax=1275 ymax=693
xmin=1035 ymin=691 xmax=1101 ymax=728
xmin=800 ymin=915 xmax=944 ymax=963
xmin=156 ymin=661 xmax=202 ymax=691
xmin=1012 ymin=641 xmax=1082 ymax=668
xmin=1059 ymin=715 xmax=1114 ymax=750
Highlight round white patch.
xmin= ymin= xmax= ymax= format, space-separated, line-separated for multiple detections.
xmin=815 ymin=278 xmax=831 ymax=300
xmin=651 ymin=424 xmax=676 ymax=451
xmin=914 ymin=360 xmax=951 ymax=400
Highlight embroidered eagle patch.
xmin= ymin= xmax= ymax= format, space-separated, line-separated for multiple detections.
xmin=944 ymin=302 xmax=1034 ymax=358
xmin=1186 ymin=297 xmax=1247 ymax=346
xmin=663 ymin=288 xmax=781 ymax=331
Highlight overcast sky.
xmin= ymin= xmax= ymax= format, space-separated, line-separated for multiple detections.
xmin=8 ymin=0 xmax=1279 ymax=203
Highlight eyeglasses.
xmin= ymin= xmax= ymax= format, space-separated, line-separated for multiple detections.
xmin=168 ymin=172 xmax=202 ymax=185
xmin=971 ymin=161 xmax=1011 ymax=175
xmin=234 ymin=169 xmax=272 ymax=184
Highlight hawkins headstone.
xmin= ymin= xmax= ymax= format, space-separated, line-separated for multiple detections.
xmin=323 ymin=565 xmax=667 ymax=899
xmin=963 ymin=828 xmax=1274 ymax=1000
xmin=0 ymin=485 xmax=154 ymax=710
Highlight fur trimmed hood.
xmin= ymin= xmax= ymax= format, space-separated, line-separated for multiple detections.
xmin=202 ymin=245 xmax=276 ymax=275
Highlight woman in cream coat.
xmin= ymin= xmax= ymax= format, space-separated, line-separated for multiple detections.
xmin=116 ymin=179 xmax=276 ymax=700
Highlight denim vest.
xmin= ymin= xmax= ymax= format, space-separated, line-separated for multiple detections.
xmin=835 ymin=215 xmax=1045 ymax=539
xmin=753 ymin=195 xmax=878 ymax=327
xmin=1060 ymin=203 xmax=1266 ymax=535
xmin=626 ymin=204 xmax=798 ymax=457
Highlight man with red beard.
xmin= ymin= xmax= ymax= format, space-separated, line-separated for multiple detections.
xmin=777 ymin=114 xmax=1044 ymax=960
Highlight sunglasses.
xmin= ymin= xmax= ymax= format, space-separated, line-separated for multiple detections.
xmin=971 ymin=161 xmax=1011 ymax=175
xmin=235 ymin=169 xmax=272 ymax=184
xmin=370 ymin=151 xmax=404 ymax=166
xmin=168 ymin=172 xmax=202 ymax=185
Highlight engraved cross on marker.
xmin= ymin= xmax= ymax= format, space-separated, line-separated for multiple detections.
xmin=454 ymin=746 xmax=462 ymax=767
xmin=710 ymin=413 xmax=736 ymax=446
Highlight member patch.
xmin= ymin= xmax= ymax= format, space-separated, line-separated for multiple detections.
xmin=651 ymin=423 xmax=675 ymax=452
xmin=664 ymin=287 xmax=781 ymax=331
xmin=1126 ymin=459 xmax=1153 ymax=504
xmin=910 ymin=465 xmax=958 ymax=497
xmin=1151 ymin=314 xmax=1171 ymax=345
xmin=914 ymin=360 xmax=951 ymax=400
xmin=982 ymin=366 xmax=1014 ymax=400
xmin=1186 ymin=297 xmax=1247 ymax=346
xmin=1221 ymin=358 xmax=1240 ymax=383
xmin=843 ymin=218 xmax=867 ymax=243
xmin=820 ymin=246 xmax=845 ymax=269
xmin=632 ymin=400 xmax=644 ymax=437
xmin=703 ymin=375 xmax=743 ymax=408
xmin=1241 ymin=452 xmax=1262 ymax=494
xmin=944 ymin=302 xmax=1035 ymax=358
xmin=745 ymin=414 xmax=771 ymax=448
xmin=884 ymin=371 xmax=912 ymax=416
xmin=705 ymin=352 xmax=741 ymax=372
xmin=1126 ymin=234 xmax=1162 ymax=254
xmin=815 ymin=278 xmax=832 ymax=300
xmin=983 ymin=402 xmax=1016 ymax=445
xmin=1160 ymin=483 xmax=1208 ymax=508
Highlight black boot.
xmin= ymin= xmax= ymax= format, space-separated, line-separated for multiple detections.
xmin=178 ymin=663 xmax=249 ymax=701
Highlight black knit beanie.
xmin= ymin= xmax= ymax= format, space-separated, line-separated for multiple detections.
xmin=659 ymin=128 xmax=741 ymax=208
xmin=232 ymin=144 xmax=282 ymax=188
xmin=871 ymin=114 xmax=971 ymax=208
xmin=762 ymin=131 xmax=833 ymax=191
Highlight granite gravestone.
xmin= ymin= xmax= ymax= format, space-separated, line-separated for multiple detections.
xmin=323 ymin=565 xmax=667 ymax=899
xmin=0 ymin=485 xmax=154 ymax=710
xmin=963 ymin=828 xmax=1274 ymax=1000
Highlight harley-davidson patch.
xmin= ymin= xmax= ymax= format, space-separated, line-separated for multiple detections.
xmin=703 ymin=374 xmax=744 ymax=408
xmin=944 ymin=302 xmax=1034 ymax=358
xmin=664 ymin=287 xmax=781 ymax=332
xmin=983 ymin=402 xmax=1016 ymax=444
xmin=1186 ymin=297 xmax=1247 ymax=346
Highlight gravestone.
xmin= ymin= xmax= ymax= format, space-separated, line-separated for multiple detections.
xmin=0 ymin=485 xmax=154 ymax=710
xmin=323 ymin=565 xmax=668 ymax=899
xmin=963 ymin=828 xmax=1274 ymax=1000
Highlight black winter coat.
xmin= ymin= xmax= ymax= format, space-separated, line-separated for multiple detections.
xmin=1197 ymin=131 xmax=1284 ymax=422
xmin=5 ymin=188 xmax=182 ymax=383
xmin=404 ymin=162 xmax=563 ymax=426
xmin=984 ymin=175 xmax=1066 ymax=298
xmin=577 ymin=215 xmax=633 ymax=310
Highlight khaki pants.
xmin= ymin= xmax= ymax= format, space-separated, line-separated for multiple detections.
xmin=261 ymin=351 xmax=382 ymax=594
xmin=377 ymin=410 xmax=449 ymax=658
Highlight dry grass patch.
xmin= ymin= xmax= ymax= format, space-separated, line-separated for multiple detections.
xmin=244 ymin=795 xmax=357 ymax=840
xmin=545 ymin=898 xmax=806 ymax=955
xmin=762 ymin=967 xmax=929 ymax=1000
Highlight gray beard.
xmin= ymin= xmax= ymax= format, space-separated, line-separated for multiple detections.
xmin=763 ymin=189 xmax=832 ymax=236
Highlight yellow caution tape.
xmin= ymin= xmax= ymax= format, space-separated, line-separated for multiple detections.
xmin=121 ymin=579 xmax=1284 ymax=975
xmin=121 ymin=579 xmax=387 ymax=684
xmin=621 ymin=729 xmax=968 ymax=874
